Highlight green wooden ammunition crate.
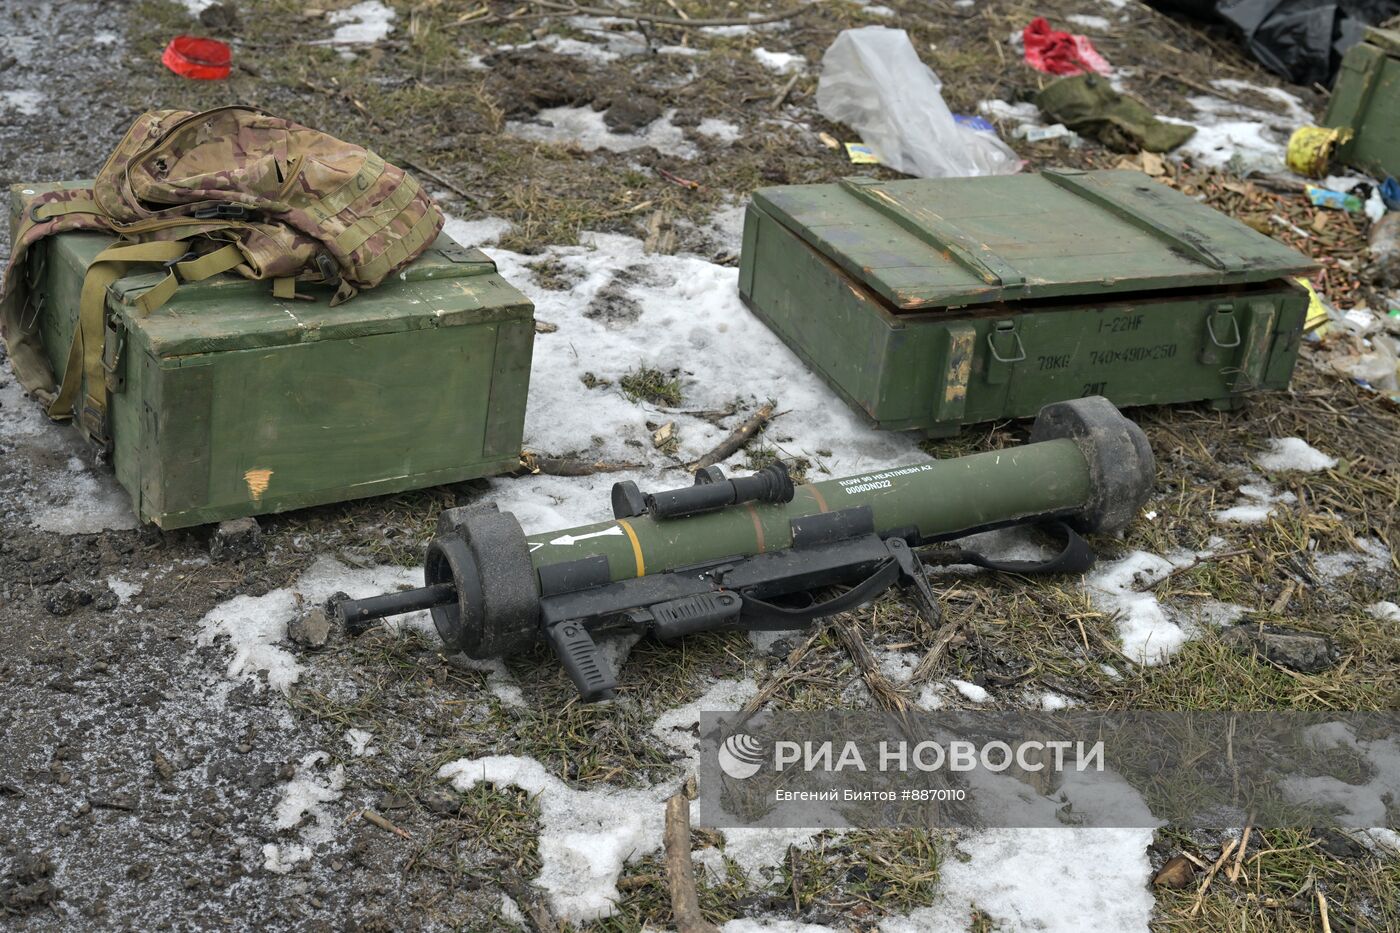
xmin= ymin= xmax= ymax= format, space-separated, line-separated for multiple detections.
xmin=1323 ymin=27 xmax=1400 ymax=179
xmin=738 ymin=170 xmax=1315 ymax=436
xmin=10 ymin=182 xmax=534 ymax=529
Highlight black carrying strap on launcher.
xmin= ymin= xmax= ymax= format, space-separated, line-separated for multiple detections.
xmin=738 ymin=521 xmax=1095 ymax=629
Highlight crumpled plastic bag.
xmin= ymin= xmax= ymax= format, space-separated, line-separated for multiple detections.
xmin=816 ymin=26 xmax=1020 ymax=179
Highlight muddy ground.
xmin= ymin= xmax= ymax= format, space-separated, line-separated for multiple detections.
xmin=1 ymin=1 xmax=1398 ymax=931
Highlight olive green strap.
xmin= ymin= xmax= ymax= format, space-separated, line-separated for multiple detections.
xmin=272 ymin=277 xmax=296 ymax=299
xmin=48 ymin=241 xmax=188 ymax=439
xmin=132 ymin=243 xmax=245 ymax=315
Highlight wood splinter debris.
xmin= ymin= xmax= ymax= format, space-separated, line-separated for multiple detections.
xmin=687 ymin=403 xmax=775 ymax=471
xmin=663 ymin=778 xmax=718 ymax=933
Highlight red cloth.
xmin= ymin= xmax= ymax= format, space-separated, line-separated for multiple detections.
xmin=1022 ymin=17 xmax=1111 ymax=77
xmin=162 ymin=36 xmax=231 ymax=80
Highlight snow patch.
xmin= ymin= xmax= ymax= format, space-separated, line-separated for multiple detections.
xmin=752 ymin=48 xmax=804 ymax=73
xmin=32 ymin=455 xmax=139 ymax=534
xmin=438 ymin=755 xmax=676 ymax=922
xmin=345 ymin=729 xmax=377 ymax=757
xmin=651 ymin=677 xmax=759 ymax=765
xmin=950 ymin=679 xmax=991 ymax=704
xmin=106 ymin=576 xmax=143 ymax=606
xmin=1213 ymin=481 xmax=1296 ymax=525
xmin=1067 ymin=14 xmax=1112 ymax=30
xmin=197 ymin=556 xmax=427 ymax=693
xmin=442 ymin=215 xmax=513 ymax=248
xmin=1255 ymin=437 xmax=1337 ymax=473
xmin=1369 ymin=601 xmax=1400 ymax=622
xmin=881 ymin=829 xmax=1155 ymax=932
xmin=695 ymin=117 xmax=742 ymax=143
xmin=324 ymin=0 xmax=396 ymax=45
xmin=506 ymin=106 xmax=698 ymax=159
xmin=1282 ymin=723 xmax=1400 ymax=828
xmin=178 ymin=0 xmax=217 ymax=14
xmin=499 ymin=893 xmax=528 ymax=927
xmin=1313 ymin=538 xmax=1392 ymax=581
xmin=1085 ymin=551 xmax=1192 ymax=664
xmin=466 ymin=229 xmax=924 ymax=529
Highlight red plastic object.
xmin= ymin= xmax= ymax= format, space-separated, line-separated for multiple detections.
xmin=1022 ymin=17 xmax=1111 ymax=77
xmin=162 ymin=35 xmax=231 ymax=81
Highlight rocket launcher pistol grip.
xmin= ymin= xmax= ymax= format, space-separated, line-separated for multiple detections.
xmin=334 ymin=397 xmax=1156 ymax=702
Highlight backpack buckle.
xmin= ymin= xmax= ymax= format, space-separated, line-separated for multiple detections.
xmin=193 ymin=203 xmax=250 ymax=221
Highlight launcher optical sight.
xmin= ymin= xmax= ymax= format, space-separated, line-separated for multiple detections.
xmin=336 ymin=397 xmax=1154 ymax=701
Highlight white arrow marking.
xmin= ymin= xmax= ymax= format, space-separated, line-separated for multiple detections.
xmin=549 ymin=526 xmax=627 ymax=546
xmin=528 ymin=542 xmax=545 ymax=553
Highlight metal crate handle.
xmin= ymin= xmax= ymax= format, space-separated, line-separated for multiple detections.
xmin=987 ymin=327 xmax=1027 ymax=363
xmin=1206 ymin=308 xmax=1241 ymax=349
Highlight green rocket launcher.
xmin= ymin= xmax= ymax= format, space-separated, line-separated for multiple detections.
xmin=336 ymin=397 xmax=1154 ymax=701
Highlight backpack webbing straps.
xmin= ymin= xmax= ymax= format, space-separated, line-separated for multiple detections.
xmin=48 ymin=241 xmax=191 ymax=443
xmin=132 ymin=243 xmax=245 ymax=316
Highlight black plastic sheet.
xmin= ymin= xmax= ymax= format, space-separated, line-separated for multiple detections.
xmin=1148 ymin=0 xmax=1400 ymax=86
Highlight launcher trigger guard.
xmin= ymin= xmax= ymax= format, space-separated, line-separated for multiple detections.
xmin=885 ymin=537 xmax=942 ymax=629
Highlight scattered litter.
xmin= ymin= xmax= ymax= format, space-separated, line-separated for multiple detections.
xmin=161 ymin=35 xmax=230 ymax=80
xmin=1287 ymin=125 xmax=1354 ymax=178
xmin=1021 ymin=17 xmax=1112 ymax=77
xmin=1036 ymin=75 xmax=1193 ymax=152
xmin=1015 ymin=122 xmax=1081 ymax=146
xmin=1307 ymin=184 xmax=1364 ymax=213
xmin=843 ymin=142 xmax=879 ymax=164
xmin=817 ymin=27 xmax=1019 ymax=178
xmin=1255 ymin=437 xmax=1337 ymax=472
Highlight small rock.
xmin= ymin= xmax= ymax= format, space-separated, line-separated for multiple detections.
xmin=210 ymin=517 xmax=263 ymax=561
xmin=378 ymin=792 xmax=412 ymax=811
xmin=92 ymin=591 xmax=119 ymax=612
xmin=420 ymin=787 xmax=460 ymax=816
xmin=1223 ymin=625 xmax=1336 ymax=674
xmin=603 ymin=95 xmax=661 ymax=132
xmin=153 ymin=751 xmax=175 ymax=782
xmin=1152 ymin=854 xmax=1195 ymax=888
xmin=288 ymin=607 xmax=332 ymax=649
xmin=43 ymin=584 xmax=93 ymax=617
xmin=198 ymin=1 xmax=239 ymax=32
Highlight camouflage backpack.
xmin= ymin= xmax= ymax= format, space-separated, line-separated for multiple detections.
xmin=1 ymin=105 xmax=443 ymax=444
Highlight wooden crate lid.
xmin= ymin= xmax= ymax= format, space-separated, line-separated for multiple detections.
xmin=56 ymin=232 xmax=533 ymax=358
xmin=752 ymin=170 xmax=1316 ymax=312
